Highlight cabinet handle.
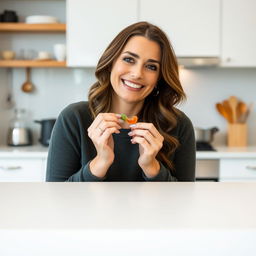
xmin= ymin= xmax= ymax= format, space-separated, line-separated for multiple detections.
xmin=246 ymin=166 xmax=256 ymax=171
xmin=0 ymin=166 xmax=22 ymax=171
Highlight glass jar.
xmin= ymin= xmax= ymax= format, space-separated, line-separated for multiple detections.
xmin=7 ymin=108 xmax=33 ymax=146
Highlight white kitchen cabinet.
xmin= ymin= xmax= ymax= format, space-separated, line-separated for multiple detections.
xmin=0 ymin=158 xmax=46 ymax=182
xmin=67 ymin=0 xmax=220 ymax=67
xmin=221 ymin=0 xmax=256 ymax=67
xmin=139 ymin=0 xmax=220 ymax=57
xmin=67 ymin=0 xmax=138 ymax=67
xmin=219 ymin=159 xmax=256 ymax=181
xmin=196 ymin=160 xmax=219 ymax=181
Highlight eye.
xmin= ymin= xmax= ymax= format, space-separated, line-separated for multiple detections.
xmin=123 ymin=57 xmax=135 ymax=64
xmin=146 ymin=64 xmax=158 ymax=71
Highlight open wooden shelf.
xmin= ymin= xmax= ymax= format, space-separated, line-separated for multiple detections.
xmin=0 ymin=60 xmax=66 ymax=68
xmin=0 ymin=23 xmax=66 ymax=32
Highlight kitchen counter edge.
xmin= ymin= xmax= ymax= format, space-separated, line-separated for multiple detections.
xmin=1 ymin=145 xmax=256 ymax=159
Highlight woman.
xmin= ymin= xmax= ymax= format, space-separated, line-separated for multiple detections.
xmin=46 ymin=21 xmax=195 ymax=182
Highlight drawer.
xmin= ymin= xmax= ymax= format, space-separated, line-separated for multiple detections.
xmin=196 ymin=160 xmax=219 ymax=179
xmin=0 ymin=158 xmax=45 ymax=182
xmin=219 ymin=159 xmax=256 ymax=181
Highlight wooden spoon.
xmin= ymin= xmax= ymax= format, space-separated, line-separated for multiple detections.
xmin=241 ymin=102 xmax=253 ymax=123
xmin=228 ymin=96 xmax=238 ymax=123
xmin=21 ymin=68 xmax=34 ymax=93
xmin=216 ymin=103 xmax=232 ymax=123
xmin=223 ymin=100 xmax=234 ymax=123
xmin=237 ymin=101 xmax=247 ymax=123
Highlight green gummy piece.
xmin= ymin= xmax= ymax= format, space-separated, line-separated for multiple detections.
xmin=121 ymin=114 xmax=127 ymax=121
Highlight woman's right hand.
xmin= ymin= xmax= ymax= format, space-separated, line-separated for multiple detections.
xmin=87 ymin=113 xmax=122 ymax=177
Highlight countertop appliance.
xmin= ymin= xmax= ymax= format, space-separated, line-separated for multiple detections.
xmin=7 ymin=109 xmax=32 ymax=146
xmin=196 ymin=142 xmax=216 ymax=151
xmin=35 ymin=119 xmax=56 ymax=146
xmin=195 ymin=126 xmax=219 ymax=151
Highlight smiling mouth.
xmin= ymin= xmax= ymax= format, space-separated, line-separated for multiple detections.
xmin=122 ymin=79 xmax=144 ymax=89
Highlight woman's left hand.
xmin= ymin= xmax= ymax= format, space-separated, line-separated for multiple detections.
xmin=128 ymin=122 xmax=164 ymax=178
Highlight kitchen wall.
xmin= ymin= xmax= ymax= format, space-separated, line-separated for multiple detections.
xmin=179 ymin=67 xmax=256 ymax=146
xmin=1 ymin=0 xmax=256 ymax=147
xmin=0 ymin=67 xmax=255 ymax=146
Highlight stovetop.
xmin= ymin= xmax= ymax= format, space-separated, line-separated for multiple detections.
xmin=196 ymin=142 xmax=216 ymax=151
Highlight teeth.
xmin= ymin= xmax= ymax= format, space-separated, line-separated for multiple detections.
xmin=123 ymin=80 xmax=143 ymax=89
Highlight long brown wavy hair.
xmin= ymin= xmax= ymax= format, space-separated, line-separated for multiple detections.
xmin=88 ymin=21 xmax=186 ymax=172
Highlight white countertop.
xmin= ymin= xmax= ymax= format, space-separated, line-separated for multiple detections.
xmin=0 ymin=182 xmax=256 ymax=255
xmin=0 ymin=145 xmax=48 ymax=158
xmin=197 ymin=146 xmax=256 ymax=159
xmin=1 ymin=145 xmax=256 ymax=159
xmin=1 ymin=182 xmax=255 ymax=229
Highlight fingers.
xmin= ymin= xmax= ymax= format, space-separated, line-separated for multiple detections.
xmin=131 ymin=136 xmax=152 ymax=153
xmin=130 ymin=122 xmax=160 ymax=139
xmin=129 ymin=128 xmax=155 ymax=145
xmin=100 ymin=127 xmax=120 ymax=142
xmin=129 ymin=122 xmax=164 ymax=155
xmin=88 ymin=113 xmax=122 ymax=137
xmin=130 ymin=122 xmax=164 ymax=144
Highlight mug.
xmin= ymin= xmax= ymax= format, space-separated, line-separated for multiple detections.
xmin=38 ymin=51 xmax=51 ymax=60
xmin=53 ymin=44 xmax=66 ymax=61
xmin=2 ymin=10 xmax=18 ymax=22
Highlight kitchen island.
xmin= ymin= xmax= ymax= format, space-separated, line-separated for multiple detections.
xmin=1 ymin=145 xmax=256 ymax=181
xmin=0 ymin=182 xmax=256 ymax=255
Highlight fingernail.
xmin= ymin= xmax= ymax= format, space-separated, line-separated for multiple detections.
xmin=128 ymin=132 xmax=132 ymax=136
xmin=129 ymin=124 xmax=136 ymax=128
xmin=118 ymin=119 xmax=124 ymax=123
xmin=115 ymin=114 xmax=121 ymax=118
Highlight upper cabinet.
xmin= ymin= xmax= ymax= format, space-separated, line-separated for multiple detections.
xmin=67 ymin=0 xmax=138 ymax=67
xmin=221 ymin=0 xmax=256 ymax=67
xmin=67 ymin=0 xmax=256 ymax=67
xmin=139 ymin=0 xmax=220 ymax=57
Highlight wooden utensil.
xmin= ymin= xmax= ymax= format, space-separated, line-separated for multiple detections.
xmin=228 ymin=96 xmax=238 ymax=123
xmin=237 ymin=101 xmax=247 ymax=123
xmin=223 ymin=100 xmax=234 ymax=123
xmin=216 ymin=103 xmax=232 ymax=123
xmin=21 ymin=68 xmax=34 ymax=93
xmin=241 ymin=102 xmax=253 ymax=123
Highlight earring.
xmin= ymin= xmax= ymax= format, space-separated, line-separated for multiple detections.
xmin=152 ymin=87 xmax=159 ymax=97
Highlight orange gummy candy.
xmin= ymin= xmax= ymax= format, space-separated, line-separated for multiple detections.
xmin=126 ymin=116 xmax=138 ymax=124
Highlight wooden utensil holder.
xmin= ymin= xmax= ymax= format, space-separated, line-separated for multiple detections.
xmin=227 ymin=123 xmax=247 ymax=147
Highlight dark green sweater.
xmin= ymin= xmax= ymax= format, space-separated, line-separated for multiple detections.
xmin=46 ymin=101 xmax=195 ymax=182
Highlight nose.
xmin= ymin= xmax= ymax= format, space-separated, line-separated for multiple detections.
xmin=130 ymin=64 xmax=143 ymax=79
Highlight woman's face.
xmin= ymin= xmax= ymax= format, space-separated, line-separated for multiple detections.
xmin=110 ymin=35 xmax=161 ymax=105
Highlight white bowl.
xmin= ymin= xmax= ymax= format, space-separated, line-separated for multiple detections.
xmin=25 ymin=15 xmax=58 ymax=24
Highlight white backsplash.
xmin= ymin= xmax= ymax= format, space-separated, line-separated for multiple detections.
xmin=0 ymin=67 xmax=256 ymax=146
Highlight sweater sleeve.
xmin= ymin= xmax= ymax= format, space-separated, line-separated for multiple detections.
xmin=46 ymin=104 xmax=104 ymax=182
xmin=172 ymin=112 xmax=196 ymax=181
xmin=143 ymin=111 xmax=196 ymax=182
xmin=142 ymin=162 xmax=178 ymax=181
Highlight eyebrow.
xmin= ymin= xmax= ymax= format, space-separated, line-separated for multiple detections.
xmin=123 ymin=51 xmax=160 ymax=64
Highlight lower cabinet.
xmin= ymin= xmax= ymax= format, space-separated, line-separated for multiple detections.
xmin=0 ymin=158 xmax=47 ymax=182
xmin=1 ymin=156 xmax=256 ymax=182
xmin=219 ymin=159 xmax=256 ymax=181
xmin=196 ymin=160 xmax=219 ymax=181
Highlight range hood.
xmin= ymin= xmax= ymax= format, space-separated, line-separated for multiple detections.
xmin=177 ymin=57 xmax=220 ymax=67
